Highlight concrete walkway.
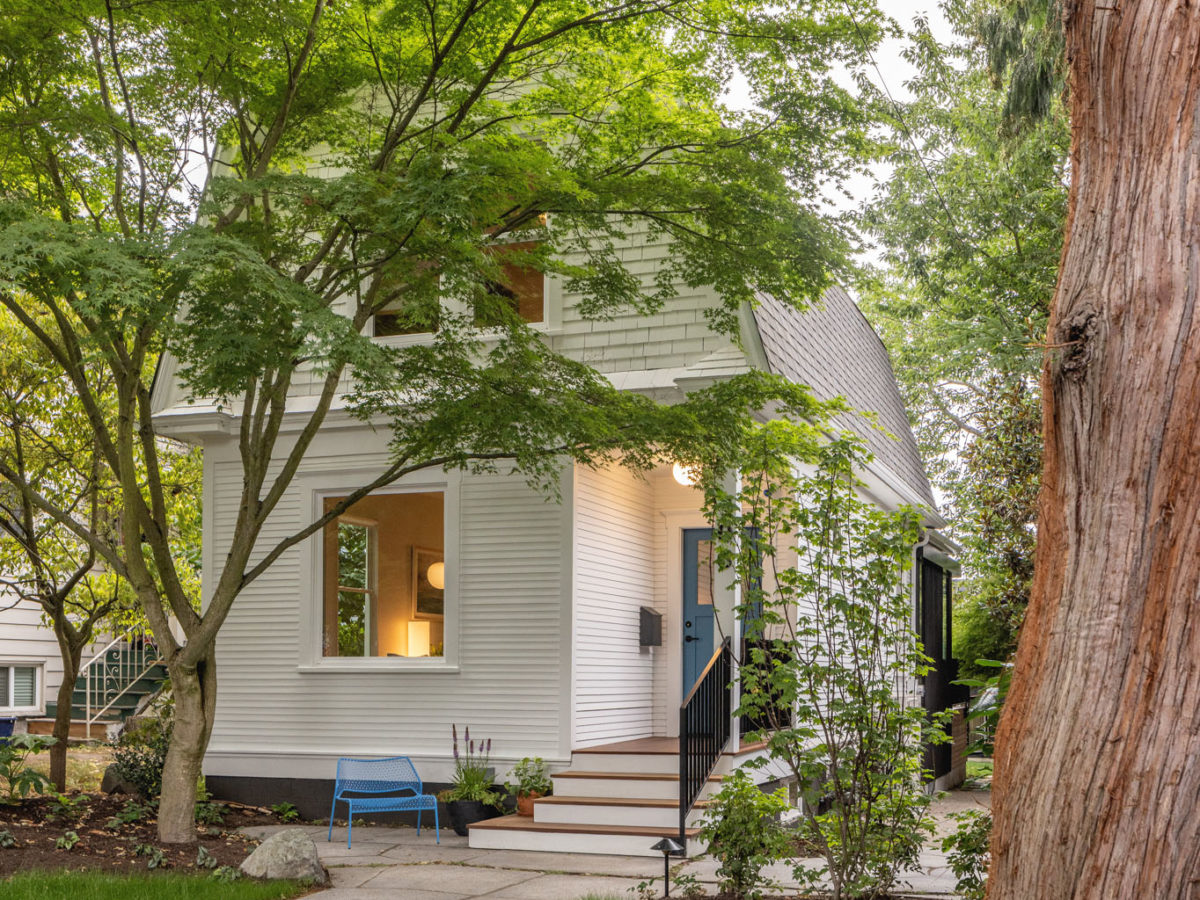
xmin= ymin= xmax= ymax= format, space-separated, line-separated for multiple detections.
xmin=243 ymin=790 xmax=991 ymax=899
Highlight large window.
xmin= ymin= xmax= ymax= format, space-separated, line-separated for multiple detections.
xmin=322 ymin=491 xmax=445 ymax=658
xmin=0 ymin=664 xmax=40 ymax=712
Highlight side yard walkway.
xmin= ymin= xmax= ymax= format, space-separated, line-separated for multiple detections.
xmin=242 ymin=791 xmax=991 ymax=900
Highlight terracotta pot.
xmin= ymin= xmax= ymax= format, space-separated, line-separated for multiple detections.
xmin=516 ymin=791 xmax=544 ymax=817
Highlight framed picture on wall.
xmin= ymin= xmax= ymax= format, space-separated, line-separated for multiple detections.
xmin=412 ymin=546 xmax=445 ymax=619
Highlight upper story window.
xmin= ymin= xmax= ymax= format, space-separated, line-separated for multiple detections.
xmin=0 ymin=663 xmax=40 ymax=712
xmin=322 ymin=491 xmax=445 ymax=658
xmin=477 ymin=241 xmax=545 ymax=327
xmin=371 ymin=238 xmax=547 ymax=337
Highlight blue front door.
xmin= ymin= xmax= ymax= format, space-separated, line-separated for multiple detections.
xmin=682 ymin=528 xmax=716 ymax=695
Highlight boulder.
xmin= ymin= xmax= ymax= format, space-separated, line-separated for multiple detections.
xmin=100 ymin=764 xmax=140 ymax=796
xmin=239 ymin=829 xmax=327 ymax=884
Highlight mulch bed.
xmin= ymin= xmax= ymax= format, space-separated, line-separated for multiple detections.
xmin=0 ymin=792 xmax=292 ymax=877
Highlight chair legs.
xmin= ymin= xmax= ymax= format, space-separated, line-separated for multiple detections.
xmin=416 ymin=808 xmax=422 ymax=837
xmin=327 ymin=796 xmax=337 ymax=843
xmin=433 ymin=802 xmax=440 ymax=844
xmin=346 ymin=801 xmax=354 ymax=848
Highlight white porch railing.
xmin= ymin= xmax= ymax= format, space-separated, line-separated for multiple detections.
xmin=81 ymin=628 xmax=161 ymax=739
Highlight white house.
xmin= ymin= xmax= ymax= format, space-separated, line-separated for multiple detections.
xmin=0 ymin=597 xmax=54 ymax=730
xmin=151 ymin=229 xmax=963 ymax=855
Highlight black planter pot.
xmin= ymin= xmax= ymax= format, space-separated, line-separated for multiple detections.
xmin=445 ymin=799 xmax=502 ymax=836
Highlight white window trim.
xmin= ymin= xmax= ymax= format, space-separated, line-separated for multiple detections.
xmin=297 ymin=467 xmax=461 ymax=673
xmin=0 ymin=660 xmax=45 ymax=716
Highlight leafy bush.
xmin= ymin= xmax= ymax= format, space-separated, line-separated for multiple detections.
xmin=0 ymin=733 xmax=55 ymax=802
xmin=194 ymin=779 xmax=226 ymax=825
xmin=710 ymin=432 xmax=945 ymax=899
xmin=504 ymin=757 xmax=552 ymax=797
xmin=111 ymin=719 xmax=171 ymax=800
xmin=942 ymin=810 xmax=992 ymax=900
xmin=271 ymin=801 xmax=300 ymax=823
xmin=697 ymin=769 xmax=791 ymax=900
xmin=105 ymin=799 xmax=153 ymax=831
xmin=55 ymin=830 xmax=79 ymax=850
xmin=47 ymin=792 xmax=89 ymax=823
xmin=0 ymin=829 xmax=16 ymax=848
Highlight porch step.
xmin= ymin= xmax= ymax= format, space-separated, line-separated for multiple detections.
xmin=533 ymin=795 xmax=709 ymax=830
xmin=551 ymin=770 xmax=723 ymax=801
xmin=468 ymin=815 xmax=702 ymax=857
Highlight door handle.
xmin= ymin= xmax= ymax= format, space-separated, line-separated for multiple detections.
xmin=684 ymin=635 xmax=699 ymax=642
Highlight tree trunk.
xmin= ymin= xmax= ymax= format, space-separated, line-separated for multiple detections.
xmin=156 ymin=650 xmax=217 ymax=843
xmin=49 ymin=647 xmax=82 ymax=792
xmin=988 ymin=3 xmax=1200 ymax=897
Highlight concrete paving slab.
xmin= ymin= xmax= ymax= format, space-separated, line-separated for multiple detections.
xmin=459 ymin=848 xmax=660 ymax=877
xmin=327 ymin=865 xmax=393 ymax=888
xmin=480 ymin=873 xmax=647 ymax=899
xmin=364 ymin=863 xmax=540 ymax=894
xmin=379 ymin=844 xmax=492 ymax=864
xmin=307 ymin=889 xmax=471 ymax=900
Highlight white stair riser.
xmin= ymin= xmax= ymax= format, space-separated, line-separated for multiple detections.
xmin=533 ymin=803 xmax=705 ymax=830
xmin=551 ymin=776 xmax=721 ymax=801
xmin=469 ymin=827 xmax=698 ymax=857
xmin=569 ymin=752 xmax=681 ymax=774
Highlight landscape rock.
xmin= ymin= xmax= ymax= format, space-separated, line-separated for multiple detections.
xmin=239 ymin=828 xmax=327 ymax=884
xmin=100 ymin=764 xmax=140 ymax=796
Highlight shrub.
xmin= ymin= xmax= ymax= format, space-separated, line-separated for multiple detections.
xmin=111 ymin=719 xmax=171 ymax=801
xmin=504 ymin=757 xmax=552 ymax=797
xmin=942 ymin=809 xmax=992 ymax=900
xmin=709 ymin=432 xmax=945 ymax=899
xmin=697 ymin=769 xmax=792 ymax=900
xmin=0 ymin=733 xmax=55 ymax=802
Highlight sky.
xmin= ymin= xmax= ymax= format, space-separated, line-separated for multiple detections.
xmin=841 ymin=1 xmax=957 ymax=242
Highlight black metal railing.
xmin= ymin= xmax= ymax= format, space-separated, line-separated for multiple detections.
xmin=679 ymin=637 xmax=733 ymax=844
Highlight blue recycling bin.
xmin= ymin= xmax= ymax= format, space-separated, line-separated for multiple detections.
xmin=0 ymin=718 xmax=14 ymax=739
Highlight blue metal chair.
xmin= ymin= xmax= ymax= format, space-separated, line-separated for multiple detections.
xmin=327 ymin=755 xmax=440 ymax=848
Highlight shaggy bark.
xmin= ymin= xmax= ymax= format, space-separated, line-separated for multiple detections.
xmin=987 ymin=2 xmax=1200 ymax=897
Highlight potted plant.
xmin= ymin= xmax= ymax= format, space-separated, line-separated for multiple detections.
xmin=440 ymin=725 xmax=503 ymax=835
xmin=505 ymin=757 xmax=552 ymax=816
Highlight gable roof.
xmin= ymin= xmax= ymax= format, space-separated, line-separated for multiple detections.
xmin=751 ymin=285 xmax=935 ymax=509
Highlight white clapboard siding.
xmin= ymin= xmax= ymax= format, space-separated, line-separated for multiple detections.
xmin=572 ymin=463 xmax=661 ymax=747
xmin=203 ymin=434 xmax=571 ymax=782
xmin=153 ymin=224 xmax=738 ymax=416
xmin=0 ymin=596 xmax=109 ymax=712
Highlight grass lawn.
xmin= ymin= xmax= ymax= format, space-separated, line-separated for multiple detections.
xmin=2 ymin=871 xmax=312 ymax=900
xmin=24 ymin=745 xmax=114 ymax=793
xmin=966 ymin=759 xmax=994 ymax=780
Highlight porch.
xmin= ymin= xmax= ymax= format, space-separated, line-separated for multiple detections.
xmin=469 ymin=734 xmax=774 ymax=857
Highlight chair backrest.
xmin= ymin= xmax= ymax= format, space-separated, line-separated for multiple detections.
xmin=334 ymin=756 xmax=423 ymax=794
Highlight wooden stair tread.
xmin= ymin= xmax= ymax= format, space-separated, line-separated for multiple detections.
xmin=470 ymin=815 xmax=700 ymax=838
xmin=554 ymin=770 xmax=722 ymax=782
xmin=573 ymin=738 xmax=680 ymax=755
xmin=535 ymin=796 xmax=710 ymax=809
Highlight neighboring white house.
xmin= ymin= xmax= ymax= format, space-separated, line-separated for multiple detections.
xmin=151 ymin=229 xmax=963 ymax=855
xmin=0 ymin=596 xmax=53 ymax=728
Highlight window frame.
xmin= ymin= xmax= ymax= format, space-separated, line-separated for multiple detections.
xmin=369 ymin=234 xmax=564 ymax=345
xmin=299 ymin=468 xmax=460 ymax=673
xmin=331 ymin=514 xmax=379 ymax=658
xmin=0 ymin=660 xmax=44 ymax=715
